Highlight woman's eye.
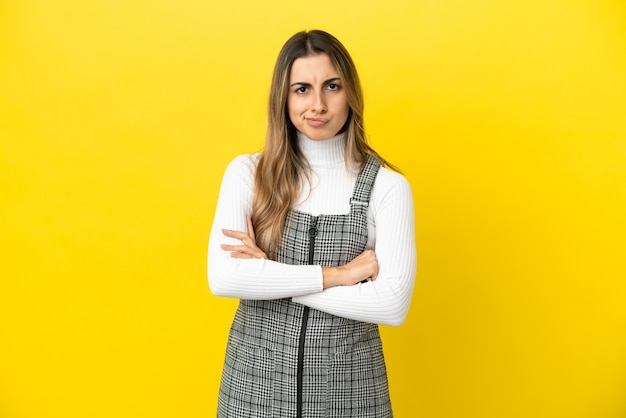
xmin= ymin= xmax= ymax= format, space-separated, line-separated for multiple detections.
xmin=328 ymin=83 xmax=340 ymax=90
xmin=296 ymin=87 xmax=307 ymax=94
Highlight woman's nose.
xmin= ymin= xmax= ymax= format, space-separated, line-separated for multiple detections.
xmin=311 ymin=91 xmax=327 ymax=113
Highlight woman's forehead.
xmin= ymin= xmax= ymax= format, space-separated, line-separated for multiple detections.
xmin=289 ymin=54 xmax=339 ymax=83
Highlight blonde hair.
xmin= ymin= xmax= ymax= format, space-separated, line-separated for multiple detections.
xmin=252 ymin=30 xmax=396 ymax=258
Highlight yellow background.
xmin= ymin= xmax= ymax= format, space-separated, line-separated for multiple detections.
xmin=1 ymin=0 xmax=625 ymax=417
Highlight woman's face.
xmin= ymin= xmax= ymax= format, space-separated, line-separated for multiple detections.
xmin=287 ymin=53 xmax=349 ymax=141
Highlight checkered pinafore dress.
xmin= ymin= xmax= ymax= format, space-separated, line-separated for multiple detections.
xmin=218 ymin=156 xmax=392 ymax=418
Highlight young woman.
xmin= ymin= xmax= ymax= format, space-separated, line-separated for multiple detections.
xmin=208 ymin=29 xmax=416 ymax=418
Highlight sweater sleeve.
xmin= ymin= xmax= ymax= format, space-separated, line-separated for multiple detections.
xmin=207 ymin=155 xmax=324 ymax=299
xmin=292 ymin=170 xmax=417 ymax=326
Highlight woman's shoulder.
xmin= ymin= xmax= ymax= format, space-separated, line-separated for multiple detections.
xmin=372 ymin=165 xmax=413 ymax=200
xmin=376 ymin=166 xmax=411 ymax=187
xmin=220 ymin=153 xmax=261 ymax=186
xmin=227 ymin=152 xmax=260 ymax=168
xmin=224 ymin=152 xmax=261 ymax=174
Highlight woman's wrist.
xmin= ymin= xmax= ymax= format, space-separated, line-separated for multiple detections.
xmin=322 ymin=267 xmax=341 ymax=289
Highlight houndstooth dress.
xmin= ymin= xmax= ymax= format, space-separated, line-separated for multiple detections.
xmin=217 ymin=156 xmax=392 ymax=418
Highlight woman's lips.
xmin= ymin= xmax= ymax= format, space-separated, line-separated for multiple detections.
xmin=306 ymin=118 xmax=328 ymax=127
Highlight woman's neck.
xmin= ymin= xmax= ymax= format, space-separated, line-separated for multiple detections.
xmin=297 ymin=131 xmax=346 ymax=167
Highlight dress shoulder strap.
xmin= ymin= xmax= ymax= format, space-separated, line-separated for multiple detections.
xmin=350 ymin=155 xmax=381 ymax=209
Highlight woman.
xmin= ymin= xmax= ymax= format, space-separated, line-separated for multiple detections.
xmin=208 ymin=29 xmax=416 ymax=418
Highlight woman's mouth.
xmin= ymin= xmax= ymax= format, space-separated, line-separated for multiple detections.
xmin=306 ymin=118 xmax=328 ymax=127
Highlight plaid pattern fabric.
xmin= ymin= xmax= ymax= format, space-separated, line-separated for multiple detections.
xmin=218 ymin=156 xmax=392 ymax=418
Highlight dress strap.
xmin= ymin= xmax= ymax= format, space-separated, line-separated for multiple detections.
xmin=349 ymin=155 xmax=381 ymax=209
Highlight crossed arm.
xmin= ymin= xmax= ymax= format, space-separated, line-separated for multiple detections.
xmin=221 ymin=215 xmax=380 ymax=289
xmin=208 ymin=155 xmax=416 ymax=325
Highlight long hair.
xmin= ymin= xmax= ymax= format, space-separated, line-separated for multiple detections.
xmin=252 ymin=30 xmax=395 ymax=258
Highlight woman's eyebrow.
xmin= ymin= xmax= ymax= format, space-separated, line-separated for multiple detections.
xmin=289 ymin=77 xmax=341 ymax=88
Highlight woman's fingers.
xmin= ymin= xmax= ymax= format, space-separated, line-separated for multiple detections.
xmin=345 ymin=250 xmax=379 ymax=283
xmin=246 ymin=214 xmax=256 ymax=240
xmin=220 ymin=243 xmax=263 ymax=258
xmin=363 ymin=250 xmax=379 ymax=281
xmin=222 ymin=228 xmax=249 ymax=241
xmin=223 ymin=214 xmax=256 ymax=240
xmin=220 ymin=242 xmax=260 ymax=254
xmin=221 ymin=219 xmax=267 ymax=260
xmin=222 ymin=229 xmax=256 ymax=248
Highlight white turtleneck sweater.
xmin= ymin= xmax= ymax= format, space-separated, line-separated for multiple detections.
xmin=207 ymin=133 xmax=416 ymax=326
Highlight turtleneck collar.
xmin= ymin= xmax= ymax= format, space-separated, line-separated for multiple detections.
xmin=297 ymin=131 xmax=346 ymax=167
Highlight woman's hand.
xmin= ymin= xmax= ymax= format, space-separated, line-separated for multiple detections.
xmin=322 ymin=250 xmax=379 ymax=289
xmin=220 ymin=215 xmax=268 ymax=260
